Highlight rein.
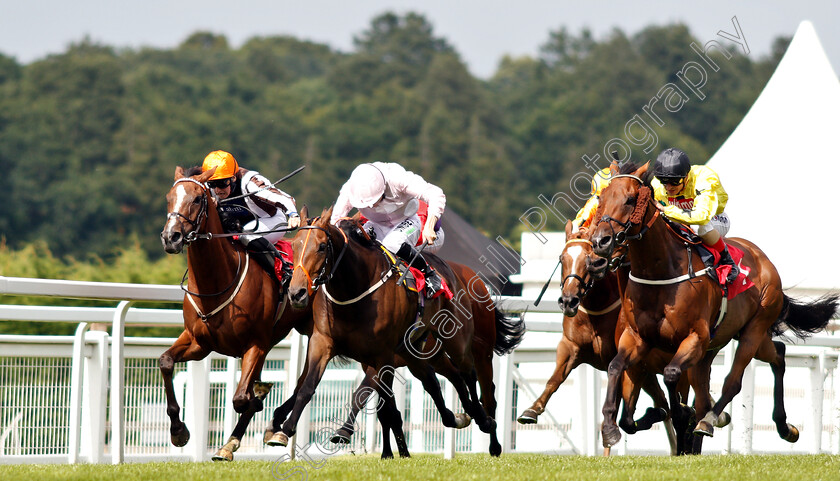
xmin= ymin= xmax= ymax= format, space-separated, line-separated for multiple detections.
xmin=294 ymin=225 xmax=349 ymax=294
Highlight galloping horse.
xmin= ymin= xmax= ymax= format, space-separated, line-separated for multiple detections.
xmin=160 ymin=166 xmax=310 ymax=461
xmin=316 ymin=258 xmax=523 ymax=456
xmin=517 ymin=220 xmax=690 ymax=454
xmin=589 ymin=161 xmax=839 ymax=448
xmin=270 ymin=207 xmax=506 ymax=457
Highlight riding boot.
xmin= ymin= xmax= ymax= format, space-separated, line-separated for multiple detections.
xmin=246 ymin=237 xmax=281 ymax=282
xmin=717 ymin=244 xmax=739 ymax=284
xmin=396 ymin=243 xmax=443 ymax=299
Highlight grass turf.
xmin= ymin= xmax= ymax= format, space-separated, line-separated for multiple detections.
xmin=2 ymin=453 xmax=839 ymax=481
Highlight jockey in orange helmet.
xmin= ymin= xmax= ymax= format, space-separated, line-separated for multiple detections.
xmin=201 ymin=150 xmax=300 ymax=279
xmin=651 ymin=147 xmax=739 ymax=283
xmin=333 ymin=162 xmax=446 ymax=299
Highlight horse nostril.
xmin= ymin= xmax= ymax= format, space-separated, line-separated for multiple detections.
xmin=597 ymin=236 xmax=613 ymax=250
xmin=589 ymin=257 xmax=608 ymax=271
xmin=568 ymin=297 xmax=580 ymax=309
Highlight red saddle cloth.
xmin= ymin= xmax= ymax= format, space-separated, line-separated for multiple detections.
xmin=710 ymin=243 xmax=754 ymax=300
xmin=407 ymin=266 xmax=454 ymax=300
xmin=273 ymin=240 xmax=294 ymax=281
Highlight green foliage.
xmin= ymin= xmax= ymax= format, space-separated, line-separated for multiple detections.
xmin=1 ymin=13 xmax=781 ymax=301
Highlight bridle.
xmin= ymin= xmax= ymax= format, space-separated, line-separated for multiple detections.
xmin=294 ymin=224 xmax=348 ymax=295
xmin=594 ymin=174 xmax=659 ymax=251
xmin=166 ymin=178 xmax=210 ymax=245
xmin=560 ymin=238 xmax=596 ymax=299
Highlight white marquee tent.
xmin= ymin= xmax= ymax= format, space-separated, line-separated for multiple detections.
xmin=707 ymin=20 xmax=840 ymax=293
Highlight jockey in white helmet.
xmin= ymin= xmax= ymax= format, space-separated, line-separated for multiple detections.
xmin=333 ymin=162 xmax=446 ymax=298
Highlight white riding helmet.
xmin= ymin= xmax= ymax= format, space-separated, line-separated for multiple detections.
xmin=347 ymin=164 xmax=386 ymax=209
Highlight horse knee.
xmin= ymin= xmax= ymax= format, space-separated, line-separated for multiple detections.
xmin=232 ymin=393 xmax=251 ymax=413
xmin=606 ymin=359 xmax=624 ymax=378
xmin=663 ymin=366 xmax=681 ymax=385
xmin=159 ymin=353 xmax=174 ymax=373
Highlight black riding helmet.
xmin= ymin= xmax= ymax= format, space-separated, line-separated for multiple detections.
xmin=653 ymin=148 xmax=691 ymax=180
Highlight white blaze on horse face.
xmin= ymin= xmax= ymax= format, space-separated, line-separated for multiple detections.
xmin=165 ymin=184 xmax=192 ymax=232
xmin=567 ymin=245 xmax=584 ymax=274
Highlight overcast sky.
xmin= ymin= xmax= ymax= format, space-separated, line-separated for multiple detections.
xmin=1 ymin=1 xmax=837 ymax=79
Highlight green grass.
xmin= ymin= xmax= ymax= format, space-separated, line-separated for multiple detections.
xmin=2 ymin=454 xmax=839 ymax=481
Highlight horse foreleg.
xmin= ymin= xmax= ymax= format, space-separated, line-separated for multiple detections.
xmin=373 ymin=365 xmax=410 ymax=459
xmin=265 ymin=360 xmax=311 ymax=443
xmin=159 ymin=330 xmax=209 ymax=447
xmin=602 ymin=328 xmax=647 ymax=448
xmin=755 ymin=338 xmax=799 ymax=442
xmin=273 ymin=334 xmax=333 ymax=445
xmin=518 ymin=339 xmax=579 ymax=425
xmin=330 ymin=364 xmax=377 ymax=444
xmin=620 ymin=368 xmax=663 ymax=434
xmin=232 ymin=345 xmax=268 ymax=414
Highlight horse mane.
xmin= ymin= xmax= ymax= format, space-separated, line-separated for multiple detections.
xmin=184 ymin=165 xmax=203 ymax=177
xmin=336 ymin=218 xmax=378 ymax=250
xmin=616 ymin=161 xmax=655 ymax=186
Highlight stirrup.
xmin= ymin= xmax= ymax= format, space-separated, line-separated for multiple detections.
xmin=424 ymin=273 xmax=444 ymax=299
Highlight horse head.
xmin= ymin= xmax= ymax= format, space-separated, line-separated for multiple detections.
xmin=288 ymin=205 xmax=345 ymax=309
xmin=559 ymin=221 xmax=604 ymax=316
xmin=160 ymin=166 xmax=219 ymax=254
xmin=590 ymin=161 xmax=654 ymax=259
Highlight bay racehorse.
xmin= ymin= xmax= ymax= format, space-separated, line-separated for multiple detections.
xmin=160 ymin=166 xmax=311 ymax=461
xmin=269 ymin=207 xmax=509 ymax=457
xmin=589 ymin=161 xmax=839 ymax=448
xmin=316 ymin=258 xmax=524 ymax=456
xmin=517 ymin=220 xmax=694 ymax=454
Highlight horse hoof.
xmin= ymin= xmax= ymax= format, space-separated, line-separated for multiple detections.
xmin=602 ymin=424 xmax=621 ymax=447
xmin=211 ymin=448 xmax=234 ymax=462
xmin=266 ymin=432 xmax=289 ymax=447
xmin=170 ymin=425 xmax=190 ymax=447
xmin=454 ymin=413 xmax=472 ymax=429
xmin=331 ymin=433 xmax=351 ymax=444
xmin=694 ymin=421 xmax=714 ymax=437
xmin=489 ymin=441 xmax=502 ymax=457
xmin=517 ymin=410 xmax=538 ymax=425
xmin=783 ymin=424 xmax=800 ymax=443
xmin=263 ymin=428 xmax=275 ymax=445
xmin=381 ymin=451 xmax=394 ymax=460
xmin=253 ymin=381 xmax=274 ymax=400
xmin=715 ymin=412 xmax=731 ymax=428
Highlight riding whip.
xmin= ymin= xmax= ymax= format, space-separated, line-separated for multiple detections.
xmin=396 ymin=242 xmax=428 ymax=286
xmin=534 ymin=258 xmax=562 ymax=307
xmin=220 ymin=165 xmax=306 ymax=204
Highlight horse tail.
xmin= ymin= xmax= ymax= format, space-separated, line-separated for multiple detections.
xmin=493 ymin=307 xmax=526 ymax=355
xmin=773 ymin=293 xmax=839 ymax=340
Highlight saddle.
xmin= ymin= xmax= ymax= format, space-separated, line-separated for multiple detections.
xmin=664 ymin=219 xmax=753 ymax=300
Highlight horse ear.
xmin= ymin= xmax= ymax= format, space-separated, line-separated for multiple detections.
xmin=609 ymin=161 xmax=620 ymax=175
xmin=299 ymin=205 xmax=309 ymax=223
xmin=320 ymin=205 xmax=334 ymax=226
xmin=351 ymin=211 xmax=362 ymax=224
xmin=636 ymin=161 xmax=650 ymax=176
xmin=565 ymin=220 xmax=574 ymax=239
xmin=197 ymin=167 xmax=216 ymax=183
xmin=174 ymin=166 xmax=185 ymax=181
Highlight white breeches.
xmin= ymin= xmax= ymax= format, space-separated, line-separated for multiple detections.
xmin=692 ymin=212 xmax=731 ymax=237
xmin=364 ymin=215 xmax=445 ymax=254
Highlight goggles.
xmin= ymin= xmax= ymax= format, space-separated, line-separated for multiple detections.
xmin=207 ymin=178 xmax=234 ymax=189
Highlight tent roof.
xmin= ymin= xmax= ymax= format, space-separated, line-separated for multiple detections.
xmin=707 ymin=21 xmax=840 ymax=291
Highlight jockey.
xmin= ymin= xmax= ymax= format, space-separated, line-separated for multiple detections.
xmin=572 ymin=166 xmax=613 ymax=231
xmin=650 ymin=147 xmax=739 ymax=283
xmin=201 ymin=150 xmax=300 ymax=280
xmin=332 ymin=162 xmax=446 ymax=299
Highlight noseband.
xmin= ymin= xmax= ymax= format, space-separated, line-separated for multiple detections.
xmin=166 ymin=178 xmax=210 ymax=245
xmin=294 ymin=225 xmax=348 ymax=293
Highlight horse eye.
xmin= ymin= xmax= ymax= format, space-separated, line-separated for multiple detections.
xmin=625 ymin=196 xmax=636 ymax=206
xmin=192 ymin=197 xmax=201 ymax=204
xmin=318 ymin=243 xmax=327 ymax=252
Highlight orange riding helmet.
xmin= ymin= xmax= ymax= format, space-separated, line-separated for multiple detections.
xmin=202 ymin=150 xmax=239 ymax=180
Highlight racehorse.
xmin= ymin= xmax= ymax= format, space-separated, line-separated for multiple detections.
xmin=314 ymin=259 xmax=523 ymax=456
xmin=588 ymin=161 xmax=839 ymax=448
xmin=269 ymin=207 xmax=508 ymax=457
xmin=517 ymin=220 xmax=692 ymax=454
xmin=160 ymin=166 xmax=310 ymax=461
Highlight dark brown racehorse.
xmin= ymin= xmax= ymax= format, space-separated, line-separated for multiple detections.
xmin=318 ymin=259 xmax=523 ymax=457
xmin=160 ymin=166 xmax=311 ymax=461
xmin=516 ymin=220 xmax=695 ymax=454
xmin=269 ymin=207 xmax=512 ymax=457
xmin=589 ymin=161 xmax=839 ymax=448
